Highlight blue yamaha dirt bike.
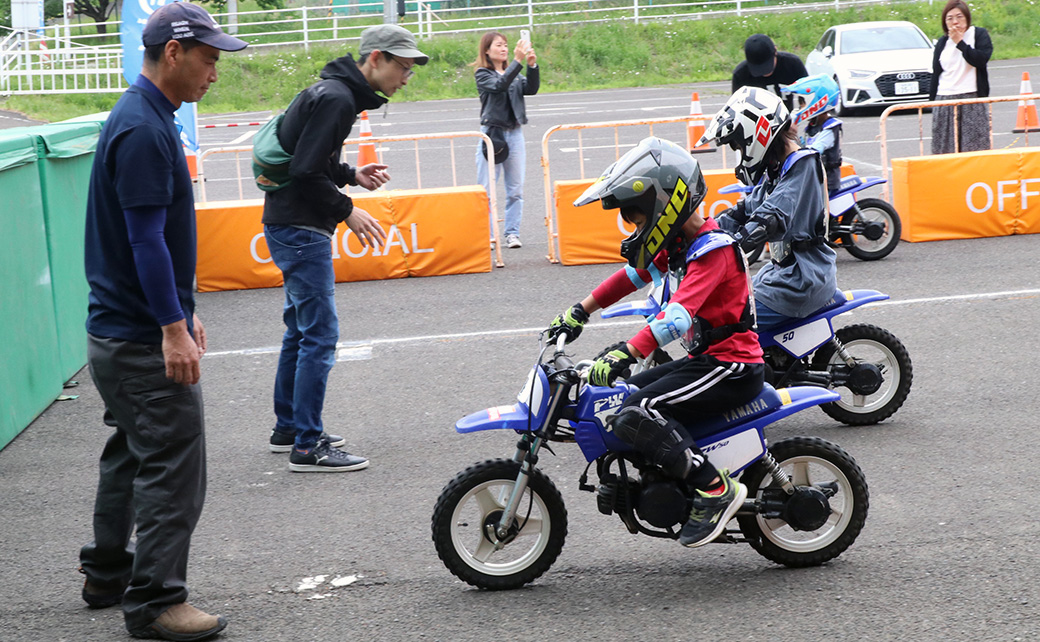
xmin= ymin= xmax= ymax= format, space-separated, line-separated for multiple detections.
xmin=601 ymin=283 xmax=912 ymax=426
xmin=431 ymin=334 xmax=869 ymax=590
xmin=719 ymin=174 xmax=901 ymax=262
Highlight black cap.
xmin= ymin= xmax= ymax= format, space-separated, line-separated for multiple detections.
xmin=744 ymin=34 xmax=777 ymax=77
xmin=142 ymin=2 xmax=248 ymax=52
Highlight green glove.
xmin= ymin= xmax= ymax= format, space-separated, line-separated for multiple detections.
xmin=589 ymin=346 xmax=636 ymax=387
xmin=548 ymin=302 xmax=590 ymax=343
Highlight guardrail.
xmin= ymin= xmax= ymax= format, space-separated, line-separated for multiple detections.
xmin=196 ymin=129 xmax=506 ymax=268
xmin=540 ymin=114 xmax=731 ymax=263
xmin=878 ymin=93 xmax=1040 ymax=201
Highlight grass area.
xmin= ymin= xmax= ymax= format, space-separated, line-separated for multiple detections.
xmin=4 ymin=0 xmax=1038 ymax=122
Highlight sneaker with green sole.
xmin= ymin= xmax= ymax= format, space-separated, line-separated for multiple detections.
xmin=678 ymin=469 xmax=747 ymax=548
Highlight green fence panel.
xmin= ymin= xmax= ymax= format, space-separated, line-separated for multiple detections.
xmin=0 ymin=134 xmax=63 ymax=451
xmin=32 ymin=121 xmax=103 ymax=380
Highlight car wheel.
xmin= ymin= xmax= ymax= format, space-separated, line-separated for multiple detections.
xmin=832 ymin=77 xmax=853 ymax=117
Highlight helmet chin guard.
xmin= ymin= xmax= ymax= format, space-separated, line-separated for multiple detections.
xmin=574 ymin=137 xmax=707 ymax=270
xmin=698 ymin=86 xmax=791 ymax=186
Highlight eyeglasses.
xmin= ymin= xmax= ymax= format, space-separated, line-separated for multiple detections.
xmin=386 ymin=54 xmax=415 ymax=79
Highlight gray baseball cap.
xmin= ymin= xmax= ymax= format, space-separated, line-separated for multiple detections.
xmin=359 ymin=24 xmax=428 ymax=65
xmin=142 ymin=2 xmax=247 ymax=51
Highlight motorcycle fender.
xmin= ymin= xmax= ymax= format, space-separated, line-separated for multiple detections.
xmin=822 ymin=289 xmax=890 ymax=319
xmin=697 ymin=426 xmax=765 ymax=476
xmin=455 ymin=365 xmax=551 ymax=433
xmin=770 ymin=318 xmax=833 ymax=359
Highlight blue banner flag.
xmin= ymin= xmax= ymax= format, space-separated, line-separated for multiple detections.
xmin=120 ymin=0 xmax=199 ymax=152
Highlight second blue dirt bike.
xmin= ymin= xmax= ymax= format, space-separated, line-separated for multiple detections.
xmin=601 ymin=281 xmax=912 ymax=426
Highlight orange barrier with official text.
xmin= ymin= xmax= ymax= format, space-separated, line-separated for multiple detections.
xmin=195 ymin=186 xmax=490 ymax=292
xmin=892 ymin=147 xmax=1040 ymax=242
xmin=554 ymin=165 xmax=854 ymax=266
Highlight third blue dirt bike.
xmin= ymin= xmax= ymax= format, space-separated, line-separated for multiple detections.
xmin=719 ymin=174 xmax=902 ymax=262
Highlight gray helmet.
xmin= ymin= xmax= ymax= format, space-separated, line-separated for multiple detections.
xmin=574 ymin=137 xmax=707 ymax=270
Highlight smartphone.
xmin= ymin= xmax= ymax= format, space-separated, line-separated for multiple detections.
xmin=520 ymin=29 xmax=531 ymax=44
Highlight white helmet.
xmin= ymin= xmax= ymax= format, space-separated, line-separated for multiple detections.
xmin=696 ymin=86 xmax=790 ymax=186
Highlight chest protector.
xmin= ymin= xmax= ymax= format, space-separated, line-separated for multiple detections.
xmin=806 ymin=117 xmax=843 ymax=171
xmin=665 ymin=231 xmax=756 ymax=356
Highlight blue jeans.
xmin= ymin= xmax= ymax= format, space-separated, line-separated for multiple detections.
xmin=264 ymin=225 xmax=338 ymax=450
xmin=476 ymin=124 xmax=526 ymax=237
xmin=755 ymin=300 xmax=799 ymax=334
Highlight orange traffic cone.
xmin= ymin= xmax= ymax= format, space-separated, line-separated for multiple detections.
xmin=1013 ymin=72 xmax=1040 ymax=133
xmin=357 ymin=111 xmax=379 ymax=166
xmin=687 ymin=92 xmax=714 ymax=154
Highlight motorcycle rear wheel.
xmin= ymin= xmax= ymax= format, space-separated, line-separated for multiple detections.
xmin=811 ymin=323 xmax=913 ymax=425
xmin=432 ymin=459 xmax=567 ymax=590
xmin=738 ymin=437 xmax=868 ymax=567
xmin=840 ymin=198 xmax=901 ymax=261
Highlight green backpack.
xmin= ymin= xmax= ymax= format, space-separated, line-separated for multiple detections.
xmin=252 ymin=95 xmax=300 ymax=192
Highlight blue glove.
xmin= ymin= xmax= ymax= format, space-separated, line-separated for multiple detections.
xmin=589 ymin=345 xmax=636 ymax=387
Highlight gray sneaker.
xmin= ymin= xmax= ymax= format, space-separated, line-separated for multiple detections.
xmin=505 ymin=234 xmax=522 ymax=249
xmin=269 ymin=430 xmax=345 ymax=453
xmin=289 ymin=437 xmax=369 ymax=473
xmin=678 ymin=469 xmax=747 ymax=548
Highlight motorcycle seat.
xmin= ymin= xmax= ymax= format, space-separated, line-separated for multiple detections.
xmin=837 ymin=176 xmax=862 ymax=193
xmin=808 ymin=288 xmax=848 ymax=317
xmin=686 ymin=383 xmax=784 ymax=440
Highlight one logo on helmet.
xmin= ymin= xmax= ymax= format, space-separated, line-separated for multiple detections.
xmin=754 ymin=115 xmax=771 ymax=147
xmin=632 ymin=180 xmax=645 ymax=192
xmin=645 ymin=177 xmax=689 ymax=255
xmin=795 ymin=96 xmax=829 ymax=124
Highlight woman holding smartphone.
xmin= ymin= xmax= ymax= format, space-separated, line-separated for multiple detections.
xmin=473 ymin=31 xmax=539 ymax=249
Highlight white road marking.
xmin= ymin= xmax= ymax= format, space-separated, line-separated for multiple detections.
xmin=203 ymin=287 xmax=1040 ymax=360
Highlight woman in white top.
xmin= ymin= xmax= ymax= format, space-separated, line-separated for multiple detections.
xmin=928 ymin=0 xmax=993 ymax=154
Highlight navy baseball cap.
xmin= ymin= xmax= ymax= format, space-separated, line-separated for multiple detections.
xmin=744 ymin=34 xmax=777 ymax=77
xmin=142 ymin=2 xmax=248 ymax=51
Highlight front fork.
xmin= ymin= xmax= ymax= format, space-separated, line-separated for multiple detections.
xmin=488 ymin=381 xmax=568 ymax=542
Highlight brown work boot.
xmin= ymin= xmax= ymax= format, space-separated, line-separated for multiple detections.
xmin=129 ymin=602 xmax=228 ymax=641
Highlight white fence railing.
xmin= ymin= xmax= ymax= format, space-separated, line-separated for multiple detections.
xmin=2 ymin=0 xmax=918 ymax=94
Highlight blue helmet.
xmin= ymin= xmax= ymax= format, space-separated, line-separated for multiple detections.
xmin=781 ymin=74 xmax=840 ymax=126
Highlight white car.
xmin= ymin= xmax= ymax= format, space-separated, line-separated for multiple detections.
xmin=805 ymin=21 xmax=934 ymax=116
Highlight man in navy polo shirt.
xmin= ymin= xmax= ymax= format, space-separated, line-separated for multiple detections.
xmin=78 ymin=3 xmax=245 ymax=640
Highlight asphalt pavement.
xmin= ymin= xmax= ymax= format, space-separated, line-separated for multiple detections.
xmin=2 ymin=59 xmax=1040 ymax=641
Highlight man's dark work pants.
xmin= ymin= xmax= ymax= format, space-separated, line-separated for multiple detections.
xmin=80 ymin=335 xmax=207 ymax=632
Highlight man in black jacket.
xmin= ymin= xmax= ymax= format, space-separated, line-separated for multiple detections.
xmin=731 ymin=34 xmax=807 ymax=111
xmin=262 ymin=24 xmax=427 ymax=471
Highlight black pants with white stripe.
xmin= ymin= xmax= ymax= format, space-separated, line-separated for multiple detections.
xmin=624 ymin=354 xmax=764 ymax=488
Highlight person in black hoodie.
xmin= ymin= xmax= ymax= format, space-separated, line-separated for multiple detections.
xmin=929 ymin=0 xmax=992 ymax=154
xmin=262 ymin=24 xmax=427 ymax=472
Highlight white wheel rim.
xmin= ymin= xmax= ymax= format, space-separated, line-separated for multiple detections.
xmin=829 ymin=337 xmax=900 ymax=414
xmin=752 ymin=455 xmax=855 ymax=552
xmin=450 ymin=479 xmax=552 ymax=577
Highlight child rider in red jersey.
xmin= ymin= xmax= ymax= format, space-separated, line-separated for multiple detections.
xmin=546 ymin=137 xmax=765 ymax=548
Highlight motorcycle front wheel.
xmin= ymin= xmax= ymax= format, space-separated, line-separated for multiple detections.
xmin=811 ymin=323 xmax=913 ymax=425
xmin=432 ymin=459 xmax=567 ymax=590
xmin=738 ymin=437 xmax=869 ymax=567
xmin=839 ymin=198 xmax=901 ymax=261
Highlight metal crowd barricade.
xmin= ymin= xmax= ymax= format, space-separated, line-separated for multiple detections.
xmin=196 ymin=130 xmax=505 ymax=268
xmin=540 ymin=115 xmax=730 ymax=263
xmin=878 ymin=93 xmax=1040 ymax=201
